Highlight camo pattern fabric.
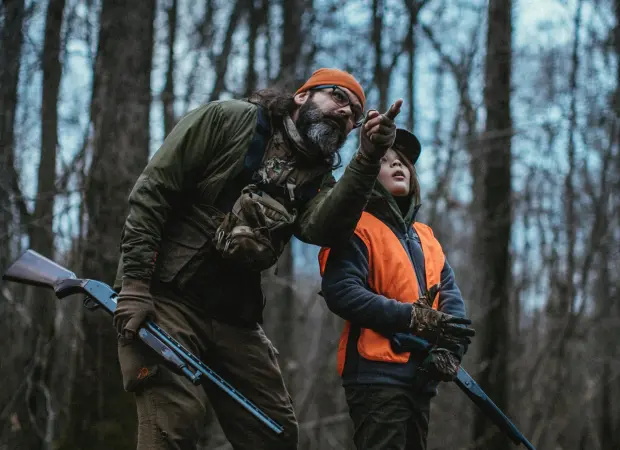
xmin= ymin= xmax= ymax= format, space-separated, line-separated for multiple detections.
xmin=214 ymin=185 xmax=297 ymax=271
xmin=212 ymin=115 xmax=328 ymax=271
xmin=408 ymin=301 xmax=474 ymax=345
xmin=422 ymin=348 xmax=460 ymax=382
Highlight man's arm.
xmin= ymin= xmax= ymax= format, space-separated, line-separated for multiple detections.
xmin=296 ymin=101 xmax=403 ymax=247
xmin=121 ymin=102 xmax=232 ymax=282
xmin=321 ymin=235 xmax=413 ymax=334
xmin=295 ymin=157 xmax=380 ymax=247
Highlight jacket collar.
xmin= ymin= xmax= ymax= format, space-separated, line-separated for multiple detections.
xmin=281 ymin=114 xmax=332 ymax=169
xmin=282 ymin=115 xmax=307 ymax=155
xmin=366 ymin=183 xmax=421 ymax=233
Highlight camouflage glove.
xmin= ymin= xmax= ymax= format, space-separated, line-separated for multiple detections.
xmin=422 ymin=348 xmax=461 ymax=382
xmin=113 ymin=278 xmax=155 ymax=341
xmin=435 ymin=332 xmax=471 ymax=355
xmin=409 ymin=301 xmax=475 ymax=345
xmin=357 ymin=99 xmax=403 ymax=163
xmin=422 ymin=321 xmax=471 ymax=382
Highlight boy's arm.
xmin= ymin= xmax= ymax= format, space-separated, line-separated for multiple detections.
xmin=437 ymin=259 xmax=467 ymax=318
xmin=436 ymin=258 xmax=471 ymax=356
xmin=321 ymin=235 xmax=413 ymax=334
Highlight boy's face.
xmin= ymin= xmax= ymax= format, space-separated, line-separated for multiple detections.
xmin=377 ymin=148 xmax=410 ymax=197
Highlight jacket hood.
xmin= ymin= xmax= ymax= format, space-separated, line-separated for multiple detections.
xmin=367 ymin=182 xmax=421 ymax=232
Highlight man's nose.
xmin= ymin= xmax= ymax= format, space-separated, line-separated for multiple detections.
xmin=336 ymin=107 xmax=356 ymax=132
xmin=336 ymin=105 xmax=354 ymax=120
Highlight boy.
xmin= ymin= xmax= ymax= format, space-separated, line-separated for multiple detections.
xmin=318 ymin=128 xmax=475 ymax=450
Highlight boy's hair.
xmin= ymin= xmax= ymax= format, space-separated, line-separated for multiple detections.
xmin=392 ymin=146 xmax=421 ymax=205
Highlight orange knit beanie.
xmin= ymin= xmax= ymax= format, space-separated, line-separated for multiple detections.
xmin=295 ymin=68 xmax=366 ymax=110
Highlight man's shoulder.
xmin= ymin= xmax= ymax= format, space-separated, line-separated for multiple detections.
xmin=175 ymin=99 xmax=259 ymax=135
xmin=196 ymin=98 xmax=258 ymax=118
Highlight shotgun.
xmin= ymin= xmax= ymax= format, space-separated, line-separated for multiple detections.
xmin=2 ymin=249 xmax=284 ymax=435
xmin=391 ymin=332 xmax=536 ymax=450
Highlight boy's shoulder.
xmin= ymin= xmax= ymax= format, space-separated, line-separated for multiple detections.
xmin=354 ymin=213 xmax=436 ymax=237
xmin=412 ymin=221 xmax=435 ymax=237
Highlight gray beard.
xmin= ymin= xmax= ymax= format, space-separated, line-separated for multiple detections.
xmin=298 ymin=106 xmax=345 ymax=157
xmin=305 ymin=121 xmax=343 ymax=156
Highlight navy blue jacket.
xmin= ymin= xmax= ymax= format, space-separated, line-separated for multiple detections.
xmin=321 ymin=187 xmax=468 ymax=393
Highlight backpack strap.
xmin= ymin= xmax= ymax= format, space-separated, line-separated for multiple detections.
xmin=294 ymin=175 xmax=323 ymax=204
xmin=213 ymin=105 xmax=271 ymax=213
xmin=243 ymin=105 xmax=325 ymax=206
xmin=244 ymin=105 xmax=271 ymax=172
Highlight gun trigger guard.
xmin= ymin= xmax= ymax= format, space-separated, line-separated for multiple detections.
xmin=83 ymin=296 xmax=99 ymax=311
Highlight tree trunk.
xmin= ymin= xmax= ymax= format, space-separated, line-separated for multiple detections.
xmin=162 ymin=0 xmax=177 ymax=136
xmin=372 ymin=0 xmax=387 ymax=111
xmin=59 ymin=1 xmax=155 ymax=448
xmin=276 ymin=0 xmax=306 ymax=88
xmin=600 ymin=1 xmax=620 ymax=445
xmin=210 ymin=0 xmax=245 ymax=100
xmin=473 ymin=0 xmax=513 ymax=448
xmin=262 ymin=0 xmax=272 ymax=83
xmin=403 ymin=0 xmax=430 ymax=131
xmin=405 ymin=4 xmax=417 ymax=131
xmin=0 ymin=3 xmax=28 ymax=449
xmin=268 ymin=0 xmax=311 ymax=397
xmin=0 ymin=0 xmax=26 ymax=283
xmin=23 ymin=1 xmax=67 ymax=448
xmin=614 ymin=0 xmax=620 ymax=116
xmin=32 ymin=0 xmax=64 ymax=258
xmin=244 ymin=0 xmax=260 ymax=97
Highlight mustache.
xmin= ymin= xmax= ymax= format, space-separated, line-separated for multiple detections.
xmin=321 ymin=114 xmax=347 ymax=133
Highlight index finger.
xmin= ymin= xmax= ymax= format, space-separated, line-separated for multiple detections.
xmin=384 ymin=98 xmax=403 ymax=120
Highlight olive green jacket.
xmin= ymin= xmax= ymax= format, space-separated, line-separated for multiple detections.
xmin=114 ymin=99 xmax=380 ymax=293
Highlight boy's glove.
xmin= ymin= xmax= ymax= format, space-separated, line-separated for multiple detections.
xmin=409 ymin=301 xmax=475 ymax=345
xmin=113 ymin=278 xmax=155 ymax=340
xmin=422 ymin=348 xmax=461 ymax=382
xmin=357 ymin=99 xmax=403 ymax=163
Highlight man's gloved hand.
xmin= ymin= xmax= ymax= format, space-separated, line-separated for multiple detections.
xmin=409 ymin=301 xmax=475 ymax=345
xmin=113 ymin=278 xmax=156 ymax=341
xmin=422 ymin=347 xmax=461 ymax=382
xmin=357 ymin=99 xmax=403 ymax=163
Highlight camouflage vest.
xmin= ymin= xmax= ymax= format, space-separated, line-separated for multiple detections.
xmin=213 ymin=108 xmax=330 ymax=271
xmin=153 ymin=105 xmax=330 ymax=292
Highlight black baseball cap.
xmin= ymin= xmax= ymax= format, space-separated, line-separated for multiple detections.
xmin=392 ymin=128 xmax=421 ymax=165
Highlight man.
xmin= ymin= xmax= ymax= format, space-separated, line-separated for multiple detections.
xmin=112 ymin=68 xmax=403 ymax=449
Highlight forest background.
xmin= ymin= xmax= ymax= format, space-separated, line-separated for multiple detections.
xmin=1 ymin=0 xmax=619 ymax=448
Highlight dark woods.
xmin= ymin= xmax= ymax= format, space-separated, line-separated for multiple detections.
xmin=1 ymin=0 xmax=619 ymax=449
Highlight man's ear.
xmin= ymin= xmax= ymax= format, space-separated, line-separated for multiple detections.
xmin=293 ymin=91 xmax=309 ymax=107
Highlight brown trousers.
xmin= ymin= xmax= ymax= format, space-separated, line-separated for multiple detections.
xmin=117 ymin=288 xmax=298 ymax=450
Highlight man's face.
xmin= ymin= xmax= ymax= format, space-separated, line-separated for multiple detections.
xmin=377 ymin=148 xmax=410 ymax=197
xmin=293 ymin=86 xmax=363 ymax=158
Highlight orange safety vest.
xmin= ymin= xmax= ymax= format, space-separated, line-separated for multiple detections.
xmin=318 ymin=211 xmax=446 ymax=376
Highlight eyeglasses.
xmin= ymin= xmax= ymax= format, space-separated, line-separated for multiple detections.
xmin=309 ymin=84 xmax=365 ymax=128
